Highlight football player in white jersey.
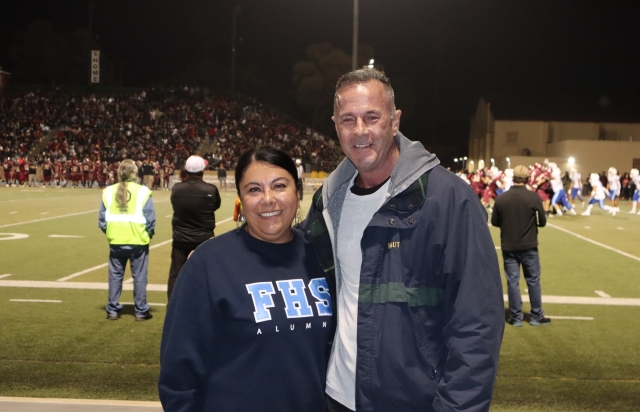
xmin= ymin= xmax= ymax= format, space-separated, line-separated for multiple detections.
xmin=568 ymin=167 xmax=583 ymax=208
xmin=606 ymin=167 xmax=621 ymax=209
xmin=499 ymin=169 xmax=514 ymax=194
xmin=629 ymin=168 xmax=640 ymax=214
xmin=582 ymin=173 xmax=619 ymax=216
xmin=550 ymin=167 xmax=576 ymax=216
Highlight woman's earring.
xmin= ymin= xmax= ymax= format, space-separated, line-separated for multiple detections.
xmin=294 ymin=205 xmax=301 ymax=226
xmin=236 ymin=212 xmax=245 ymax=231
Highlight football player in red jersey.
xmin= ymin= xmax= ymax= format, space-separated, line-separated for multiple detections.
xmin=70 ymin=158 xmax=81 ymax=188
xmin=162 ymin=159 xmax=174 ymax=190
xmin=3 ymin=157 xmax=13 ymax=187
xmin=18 ymin=159 xmax=27 ymax=187
xmin=81 ymin=157 xmax=92 ymax=188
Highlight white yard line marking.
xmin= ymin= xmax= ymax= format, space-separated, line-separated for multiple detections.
xmin=124 ymin=278 xmax=134 ymax=284
xmin=584 ymin=226 xmax=590 ymax=229
xmin=0 ymin=274 xmax=12 ymax=279
xmin=503 ymin=294 xmax=640 ymax=306
xmin=595 ymin=290 xmax=611 ymax=298
xmin=495 ymin=246 xmax=501 ymax=249
xmin=121 ymin=302 xmax=166 ymax=307
xmin=40 ymin=212 xmax=49 ymax=215
xmin=56 ymin=263 xmax=108 ymax=282
xmin=9 ymin=211 xmax=17 ymax=214
xmin=165 ymin=215 xmax=172 ymax=218
xmin=546 ymin=316 xmax=594 ymax=321
xmin=0 ymin=233 xmax=29 ymax=241
xmin=617 ymin=227 xmax=625 ymax=230
xmin=10 ymin=299 xmax=62 ymax=303
xmin=0 ymin=210 xmax=98 ymax=229
xmin=56 ymin=239 xmax=173 ymax=281
xmin=0 ymin=195 xmax=97 ymax=203
xmin=0 ymin=280 xmax=167 ymax=292
xmin=547 ymin=223 xmax=640 ymax=263
xmin=0 ymin=200 xmax=171 ymax=230
xmin=48 ymin=235 xmax=85 ymax=238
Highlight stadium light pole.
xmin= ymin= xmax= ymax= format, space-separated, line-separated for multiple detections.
xmin=352 ymin=0 xmax=359 ymax=70
xmin=231 ymin=5 xmax=242 ymax=98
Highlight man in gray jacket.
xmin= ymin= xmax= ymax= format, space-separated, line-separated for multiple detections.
xmin=303 ymin=69 xmax=504 ymax=412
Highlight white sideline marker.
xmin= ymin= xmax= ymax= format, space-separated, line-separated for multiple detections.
xmin=10 ymin=299 xmax=62 ymax=303
xmin=0 ymin=274 xmax=12 ymax=279
xmin=546 ymin=316 xmax=594 ymax=321
xmin=9 ymin=211 xmax=17 ymax=214
xmin=165 ymin=215 xmax=172 ymax=218
xmin=495 ymin=246 xmax=501 ymax=249
xmin=617 ymin=227 xmax=625 ymax=230
xmin=0 ymin=209 xmax=98 ymax=229
xmin=595 ymin=290 xmax=611 ymax=298
xmin=547 ymin=223 xmax=640 ymax=263
xmin=121 ymin=302 xmax=166 ymax=307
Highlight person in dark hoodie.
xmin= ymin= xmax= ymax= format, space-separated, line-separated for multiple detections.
xmin=166 ymin=155 xmax=221 ymax=300
xmin=159 ymin=147 xmax=334 ymax=412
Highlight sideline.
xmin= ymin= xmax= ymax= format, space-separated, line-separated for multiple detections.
xmin=547 ymin=222 xmax=640 ymax=263
xmin=0 ymin=397 xmax=161 ymax=411
xmin=0 ymin=210 xmax=99 ymax=229
xmin=57 ymin=216 xmax=234 ymax=282
xmin=2 ymin=279 xmax=639 ymax=306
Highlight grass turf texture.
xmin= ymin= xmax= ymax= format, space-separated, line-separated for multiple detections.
xmin=1 ymin=187 xmax=640 ymax=410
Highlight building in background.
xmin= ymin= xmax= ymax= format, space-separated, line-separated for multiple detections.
xmin=468 ymin=96 xmax=640 ymax=174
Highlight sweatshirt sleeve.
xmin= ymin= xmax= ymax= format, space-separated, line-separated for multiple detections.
xmin=434 ymin=193 xmax=505 ymax=412
xmin=159 ymin=252 xmax=219 ymax=411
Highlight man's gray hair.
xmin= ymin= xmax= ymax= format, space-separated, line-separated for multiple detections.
xmin=334 ymin=68 xmax=396 ymax=113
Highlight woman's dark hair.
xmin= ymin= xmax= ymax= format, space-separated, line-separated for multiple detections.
xmin=235 ymin=146 xmax=299 ymax=195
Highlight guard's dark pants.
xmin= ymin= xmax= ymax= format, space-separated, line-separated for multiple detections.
xmin=167 ymin=246 xmax=197 ymax=301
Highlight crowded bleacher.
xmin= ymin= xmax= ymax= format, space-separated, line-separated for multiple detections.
xmin=0 ymin=86 xmax=343 ymax=183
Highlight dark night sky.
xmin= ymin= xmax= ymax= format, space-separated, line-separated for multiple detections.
xmin=2 ymin=0 xmax=639 ymax=158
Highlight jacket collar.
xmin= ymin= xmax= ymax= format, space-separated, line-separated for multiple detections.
xmin=322 ymin=132 xmax=440 ymax=207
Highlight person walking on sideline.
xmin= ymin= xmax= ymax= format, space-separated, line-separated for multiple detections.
xmin=491 ymin=165 xmax=551 ymax=327
xmin=99 ymin=159 xmax=156 ymax=321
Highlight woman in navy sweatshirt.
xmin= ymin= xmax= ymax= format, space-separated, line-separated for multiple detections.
xmin=159 ymin=147 xmax=334 ymax=412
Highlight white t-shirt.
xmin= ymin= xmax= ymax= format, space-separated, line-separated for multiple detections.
xmin=325 ymin=175 xmax=390 ymax=410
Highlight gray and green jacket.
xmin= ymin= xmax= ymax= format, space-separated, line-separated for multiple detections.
xmin=302 ymin=132 xmax=504 ymax=412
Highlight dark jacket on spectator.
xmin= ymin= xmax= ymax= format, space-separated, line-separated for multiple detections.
xmin=171 ymin=177 xmax=221 ymax=249
xmin=491 ymin=185 xmax=546 ymax=251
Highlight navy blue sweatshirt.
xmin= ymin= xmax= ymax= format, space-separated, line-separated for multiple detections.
xmin=159 ymin=227 xmax=334 ymax=412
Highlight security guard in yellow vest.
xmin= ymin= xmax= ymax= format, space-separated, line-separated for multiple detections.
xmin=98 ymin=159 xmax=156 ymax=321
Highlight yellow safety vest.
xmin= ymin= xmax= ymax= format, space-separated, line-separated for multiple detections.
xmin=102 ymin=182 xmax=152 ymax=245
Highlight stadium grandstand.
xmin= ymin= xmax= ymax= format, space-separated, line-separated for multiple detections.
xmin=1 ymin=86 xmax=342 ymax=187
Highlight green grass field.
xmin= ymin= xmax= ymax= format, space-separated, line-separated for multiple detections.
xmin=1 ymin=186 xmax=639 ymax=411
